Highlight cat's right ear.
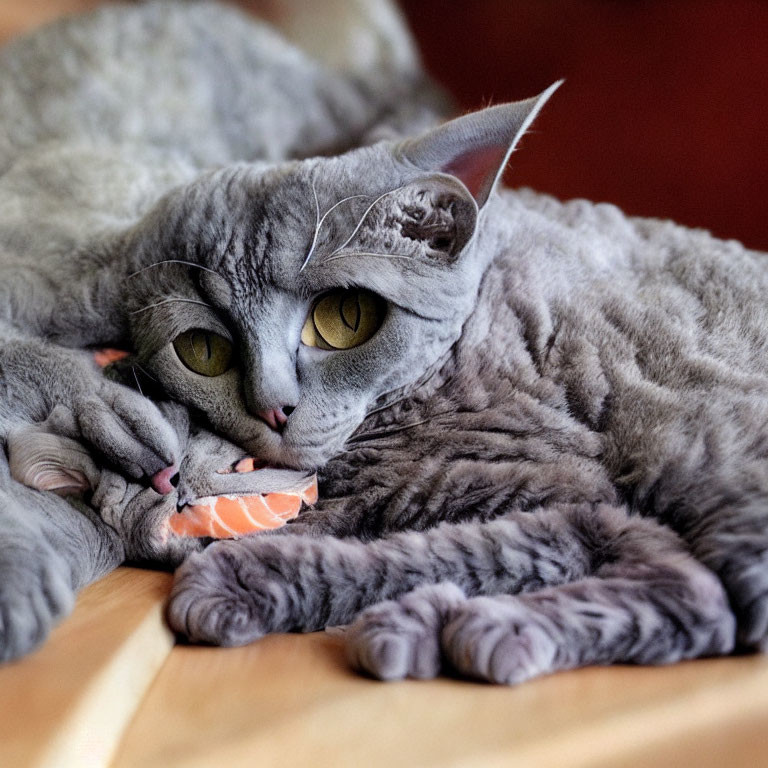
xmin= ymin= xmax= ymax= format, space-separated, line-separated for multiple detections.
xmin=397 ymin=81 xmax=562 ymax=209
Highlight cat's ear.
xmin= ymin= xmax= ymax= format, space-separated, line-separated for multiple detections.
xmin=398 ymin=81 xmax=562 ymax=208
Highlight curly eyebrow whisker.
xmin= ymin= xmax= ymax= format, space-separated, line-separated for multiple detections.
xmin=327 ymin=184 xmax=409 ymax=259
xmin=300 ymin=176 xmax=321 ymax=273
xmin=299 ymin=179 xmax=370 ymax=272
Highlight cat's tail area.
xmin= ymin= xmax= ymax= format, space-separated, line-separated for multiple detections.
xmin=252 ymin=0 xmax=421 ymax=79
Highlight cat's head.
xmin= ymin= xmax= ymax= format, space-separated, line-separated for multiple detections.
xmin=124 ymin=84 xmax=560 ymax=469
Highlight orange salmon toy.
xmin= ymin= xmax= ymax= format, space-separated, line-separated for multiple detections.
xmin=170 ymin=469 xmax=318 ymax=539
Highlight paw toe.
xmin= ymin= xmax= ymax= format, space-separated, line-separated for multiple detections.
xmin=347 ymin=584 xmax=465 ymax=681
xmin=442 ymin=598 xmax=557 ymax=685
xmin=349 ymin=627 xmax=412 ymax=681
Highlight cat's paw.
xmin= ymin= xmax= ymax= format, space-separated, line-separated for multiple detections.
xmin=9 ymin=383 xmax=180 ymax=496
xmin=0 ymin=545 xmax=75 ymax=662
xmin=717 ymin=563 xmax=768 ymax=650
xmin=167 ymin=539 xmax=294 ymax=647
xmin=3 ymin=342 xmax=179 ymax=491
xmin=441 ymin=596 xmax=557 ymax=685
xmin=72 ymin=380 xmax=180 ymax=489
xmin=346 ymin=583 xmax=466 ymax=680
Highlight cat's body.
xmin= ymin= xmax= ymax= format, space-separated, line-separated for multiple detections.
xmin=2 ymin=0 xmax=766 ymax=685
xmin=169 ymin=183 xmax=764 ymax=682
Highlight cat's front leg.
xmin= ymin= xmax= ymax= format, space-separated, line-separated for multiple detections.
xmin=167 ymin=501 xmax=679 ymax=650
xmin=166 ymin=502 xmax=602 ymax=647
xmin=0 ymin=462 xmax=125 ymax=661
xmin=347 ymin=518 xmax=736 ymax=683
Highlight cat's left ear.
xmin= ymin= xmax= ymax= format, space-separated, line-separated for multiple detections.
xmin=398 ymin=81 xmax=562 ymax=209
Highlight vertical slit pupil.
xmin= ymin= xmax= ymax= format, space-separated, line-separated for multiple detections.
xmin=340 ymin=293 xmax=361 ymax=332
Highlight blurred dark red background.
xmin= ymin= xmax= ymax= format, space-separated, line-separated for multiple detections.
xmin=400 ymin=0 xmax=768 ymax=250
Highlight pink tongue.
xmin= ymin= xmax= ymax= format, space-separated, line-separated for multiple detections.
xmin=151 ymin=465 xmax=178 ymax=495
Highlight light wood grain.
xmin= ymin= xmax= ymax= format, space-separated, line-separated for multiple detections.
xmin=112 ymin=629 xmax=768 ymax=768
xmin=0 ymin=567 xmax=174 ymax=768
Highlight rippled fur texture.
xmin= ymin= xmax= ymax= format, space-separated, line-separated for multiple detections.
xmin=0 ymin=0 xmax=444 ymax=660
xmin=166 ymin=109 xmax=768 ymax=683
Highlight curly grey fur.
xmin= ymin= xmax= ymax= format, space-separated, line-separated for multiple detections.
xmin=163 ymin=95 xmax=767 ymax=683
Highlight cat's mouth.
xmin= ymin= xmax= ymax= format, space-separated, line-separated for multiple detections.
xmin=216 ymin=457 xmax=272 ymax=474
xmin=169 ymin=471 xmax=318 ymax=539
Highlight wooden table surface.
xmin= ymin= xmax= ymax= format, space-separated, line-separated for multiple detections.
xmin=1 ymin=567 xmax=768 ymax=768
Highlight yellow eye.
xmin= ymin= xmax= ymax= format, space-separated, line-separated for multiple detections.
xmin=301 ymin=289 xmax=385 ymax=350
xmin=173 ymin=329 xmax=234 ymax=376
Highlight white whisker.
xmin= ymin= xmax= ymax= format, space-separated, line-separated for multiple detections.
xmin=299 ymin=178 xmax=322 ymax=273
xmin=364 ymin=392 xmax=414 ymax=418
xmin=129 ymin=297 xmax=212 ymax=315
xmin=346 ymin=417 xmax=433 ymax=444
xmin=131 ymin=365 xmax=144 ymax=396
xmin=317 ymin=250 xmax=413 ymax=266
xmin=133 ymin=361 xmax=159 ymax=383
xmin=128 ymin=260 xmax=222 ymax=279
xmin=300 ymin=183 xmax=370 ymax=272
xmin=328 ymin=184 xmax=409 ymax=258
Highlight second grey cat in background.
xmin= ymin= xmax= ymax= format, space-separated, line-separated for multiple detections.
xmin=0 ymin=0 xmax=446 ymax=661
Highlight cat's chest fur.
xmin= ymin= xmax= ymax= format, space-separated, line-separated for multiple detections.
xmin=318 ymin=189 xmax=768 ymax=537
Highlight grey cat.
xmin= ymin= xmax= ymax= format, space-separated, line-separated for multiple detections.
xmin=38 ymin=76 xmax=758 ymax=683
xmin=0 ymin=0 xmax=445 ymax=660
xmin=145 ymin=87 xmax=767 ymax=685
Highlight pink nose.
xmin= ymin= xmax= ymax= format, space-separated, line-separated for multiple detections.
xmin=257 ymin=407 xmax=290 ymax=432
xmin=151 ymin=464 xmax=179 ymax=495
